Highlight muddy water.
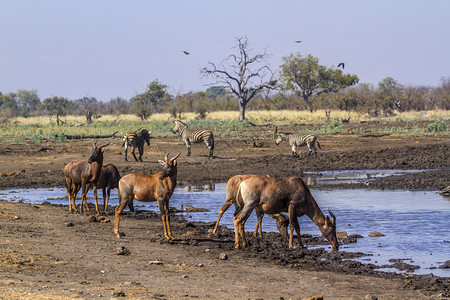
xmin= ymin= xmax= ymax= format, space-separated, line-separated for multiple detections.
xmin=1 ymin=170 xmax=449 ymax=277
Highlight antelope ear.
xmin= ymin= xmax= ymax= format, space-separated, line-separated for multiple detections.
xmin=158 ymin=160 xmax=165 ymax=166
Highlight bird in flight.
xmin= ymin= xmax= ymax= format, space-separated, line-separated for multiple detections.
xmin=294 ymin=40 xmax=302 ymax=43
xmin=337 ymin=62 xmax=345 ymax=69
xmin=182 ymin=51 xmax=190 ymax=55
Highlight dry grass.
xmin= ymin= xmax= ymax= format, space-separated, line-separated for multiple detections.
xmin=10 ymin=109 xmax=450 ymax=125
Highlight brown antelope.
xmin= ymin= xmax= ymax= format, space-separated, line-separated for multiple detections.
xmin=234 ymin=176 xmax=339 ymax=252
xmin=96 ymin=164 xmax=121 ymax=211
xmin=114 ymin=153 xmax=181 ymax=239
xmin=64 ymin=141 xmax=110 ymax=213
xmin=213 ymin=174 xmax=289 ymax=238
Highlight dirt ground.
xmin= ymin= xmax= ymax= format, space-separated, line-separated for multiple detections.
xmin=0 ymin=124 xmax=449 ymax=299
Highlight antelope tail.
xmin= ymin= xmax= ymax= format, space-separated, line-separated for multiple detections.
xmin=236 ymin=185 xmax=244 ymax=212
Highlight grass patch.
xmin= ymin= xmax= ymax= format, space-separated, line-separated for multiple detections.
xmin=1 ymin=110 xmax=448 ymax=144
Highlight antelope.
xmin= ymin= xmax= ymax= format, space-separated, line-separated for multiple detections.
xmin=234 ymin=176 xmax=339 ymax=252
xmin=96 ymin=164 xmax=121 ymax=211
xmin=64 ymin=141 xmax=110 ymax=213
xmin=114 ymin=153 xmax=181 ymax=239
xmin=212 ymin=174 xmax=289 ymax=238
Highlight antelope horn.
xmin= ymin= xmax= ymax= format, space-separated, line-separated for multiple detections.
xmin=164 ymin=153 xmax=169 ymax=161
xmin=92 ymin=141 xmax=98 ymax=149
xmin=171 ymin=153 xmax=181 ymax=161
xmin=328 ymin=208 xmax=336 ymax=225
xmin=99 ymin=141 xmax=110 ymax=149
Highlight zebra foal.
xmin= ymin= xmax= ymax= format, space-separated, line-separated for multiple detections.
xmin=275 ymin=127 xmax=321 ymax=158
xmin=172 ymin=120 xmax=214 ymax=158
xmin=122 ymin=129 xmax=151 ymax=161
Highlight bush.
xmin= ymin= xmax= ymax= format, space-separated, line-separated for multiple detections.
xmin=427 ymin=120 xmax=447 ymax=132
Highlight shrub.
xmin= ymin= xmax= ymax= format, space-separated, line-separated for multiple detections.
xmin=427 ymin=120 xmax=447 ymax=132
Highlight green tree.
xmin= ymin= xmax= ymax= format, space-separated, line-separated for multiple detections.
xmin=43 ymin=96 xmax=69 ymax=125
xmin=201 ymin=37 xmax=277 ymax=120
xmin=0 ymin=92 xmax=19 ymax=122
xmin=374 ymin=77 xmax=403 ymax=116
xmin=132 ymin=80 xmax=168 ymax=120
xmin=143 ymin=80 xmax=168 ymax=113
xmin=279 ymin=52 xmax=359 ymax=112
xmin=206 ymin=86 xmax=226 ymax=98
xmin=16 ymin=89 xmax=41 ymax=117
xmin=193 ymin=91 xmax=211 ymax=119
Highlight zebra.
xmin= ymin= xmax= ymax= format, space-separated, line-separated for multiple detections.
xmin=172 ymin=120 xmax=214 ymax=158
xmin=274 ymin=127 xmax=321 ymax=157
xmin=122 ymin=129 xmax=151 ymax=161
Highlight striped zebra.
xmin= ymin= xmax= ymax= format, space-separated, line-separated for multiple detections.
xmin=122 ymin=129 xmax=151 ymax=161
xmin=275 ymin=127 xmax=321 ymax=157
xmin=172 ymin=120 xmax=214 ymax=158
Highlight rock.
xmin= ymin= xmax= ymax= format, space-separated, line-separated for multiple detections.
xmin=368 ymin=231 xmax=385 ymax=237
xmin=184 ymin=205 xmax=209 ymax=212
xmin=116 ymin=246 xmax=130 ymax=256
xmin=112 ymin=290 xmax=126 ymax=297
xmin=336 ymin=231 xmax=348 ymax=238
xmin=438 ymin=260 xmax=450 ymax=269
xmin=65 ymin=222 xmax=74 ymax=227
xmin=13 ymin=215 xmax=20 ymax=220
xmin=148 ymin=260 xmax=164 ymax=265
xmin=88 ymin=215 xmax=97 ymax=223
xmin=219 ymin=253 xmax=228 ymax=260
xmin=303 ymin=296 xmax=323 ymax=300
xmin=364 ymin=295 xmax=378 ymax=300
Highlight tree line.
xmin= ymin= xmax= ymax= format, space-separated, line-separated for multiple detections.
xmin=1 ymin=38 xmax=449 ymax=124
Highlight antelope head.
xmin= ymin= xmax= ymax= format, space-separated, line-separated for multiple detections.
xmin=321 ymin=208 xmax=339 ymax=252
xmin=88 ymin=141 xmax=110 ymax=164
xmin=158 ymin=152 xmax=181 ymax=180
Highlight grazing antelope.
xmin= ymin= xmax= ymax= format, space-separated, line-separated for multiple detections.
xmin=172 ymin=120 xmax=214 ymax=158
xmin=64 ymin=141 xmax=110 ymax=213
xmin=234 ymin=176 xmax=339 ymax=252
xmin=213 ymin=174 xmax=289 ymax=238
xmin=275 ymin=127 xmax=321 ymax=157
xmin=122 ymin=129 xmax=151 ymax=161
xmin=114 ymin=153 xmax=181 ymax=239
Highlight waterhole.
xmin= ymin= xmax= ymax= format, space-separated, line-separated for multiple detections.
xmin=1 ymin=169 xmax=448 ymax=277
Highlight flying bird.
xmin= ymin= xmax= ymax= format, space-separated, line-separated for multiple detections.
xmin=294 ymin=40 xmax=302 ymax=43
xmin=182 ymin=51 xmax=190 ymax=55
xmin=337 ymin=62 xmax=345 ymax=69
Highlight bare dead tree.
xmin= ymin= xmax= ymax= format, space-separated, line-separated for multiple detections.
xmin=201 ymin=37 xmax=277 ymax=121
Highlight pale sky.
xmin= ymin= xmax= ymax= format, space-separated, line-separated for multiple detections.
xmin=1 ymin=0 xmax=449 ymax=101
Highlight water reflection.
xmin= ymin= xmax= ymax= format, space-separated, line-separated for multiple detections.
xmin=0 ymin=169 xmax=449 ymax=277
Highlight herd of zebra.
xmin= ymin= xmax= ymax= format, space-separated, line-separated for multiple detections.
xmin=122 ymin=120 xmax=321 ymax=160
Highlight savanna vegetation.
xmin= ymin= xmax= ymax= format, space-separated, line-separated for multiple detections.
xmin=1 ymin=37 xmax=448 ymax=143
